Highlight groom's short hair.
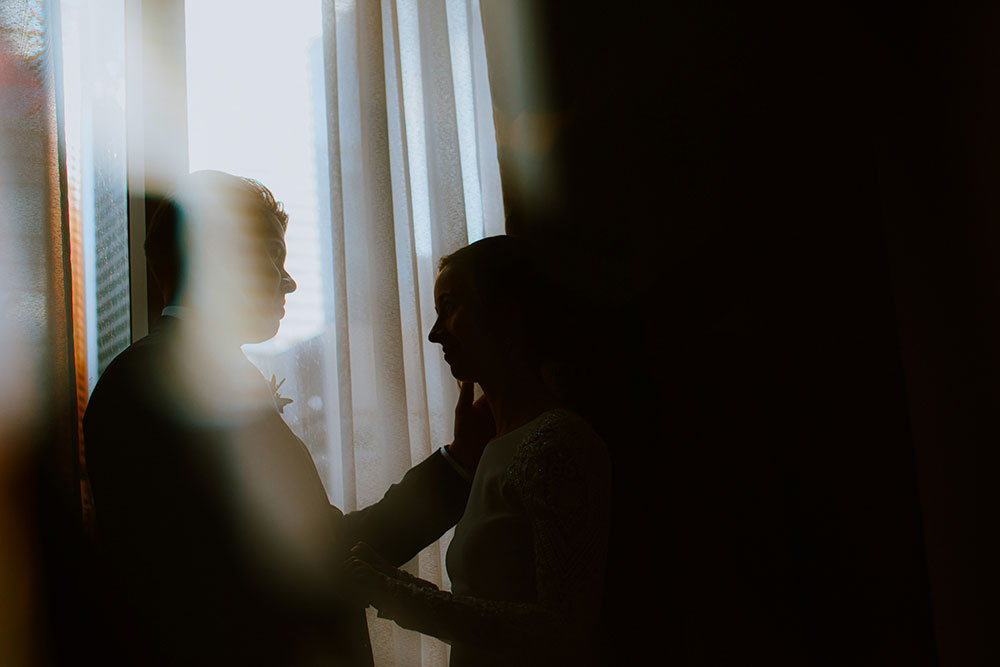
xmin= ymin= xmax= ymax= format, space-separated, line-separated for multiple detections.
xmin=144 ymin=170 xmax=288 ymax=305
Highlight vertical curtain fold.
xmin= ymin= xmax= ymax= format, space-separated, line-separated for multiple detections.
xmin=0 ymin=0 xmax=80 ymax=507
xmin=320 ymin=1 xmax=502 ymax=663
xmin=2 ymin=1 xmax=89 ymax=664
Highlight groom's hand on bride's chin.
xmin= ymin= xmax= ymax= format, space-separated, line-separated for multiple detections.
xmin=449 ymin=381 xmax=495 ymax=471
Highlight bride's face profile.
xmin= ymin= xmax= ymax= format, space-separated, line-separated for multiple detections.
xmin=428 ymin=264 xmax=498 ymax=383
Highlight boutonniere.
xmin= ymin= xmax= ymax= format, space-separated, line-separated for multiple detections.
xmin=268 ymin=374 xmax=294 ymax=414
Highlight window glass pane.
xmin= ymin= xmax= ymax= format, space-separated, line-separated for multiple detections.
xmin=184 ymin=0 xmax=343 ymax=504
xmin=60 ymin=0 xmax=130 ymax=392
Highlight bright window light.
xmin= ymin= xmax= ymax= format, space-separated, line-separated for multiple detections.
xmin=185 ymin=0 xmax=331 ymax=354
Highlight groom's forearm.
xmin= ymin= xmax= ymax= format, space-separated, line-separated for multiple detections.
xmin=338 ymin=448 xmax=472 ymax=567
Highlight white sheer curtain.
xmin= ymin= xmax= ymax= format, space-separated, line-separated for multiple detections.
xmin=188 ymin=1 xmax=503 ymax=664
xmin=319 ymin=1 xmax=503 ymax=663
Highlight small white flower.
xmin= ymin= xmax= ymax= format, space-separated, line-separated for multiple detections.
xmin=268 ymin=374 xmax=293 ymax=414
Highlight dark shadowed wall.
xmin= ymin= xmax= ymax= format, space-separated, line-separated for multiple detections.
xmin=480 ymin=1 xmax=995 ymax=664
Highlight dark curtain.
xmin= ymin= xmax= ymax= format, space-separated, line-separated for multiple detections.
xmin=481 ymin=1 xmax=994 ymax=664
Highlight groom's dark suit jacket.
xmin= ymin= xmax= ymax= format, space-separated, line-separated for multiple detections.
xmin=83 ymin=316 xmax=470 ymax=666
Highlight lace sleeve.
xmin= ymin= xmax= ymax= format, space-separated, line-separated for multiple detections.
xmin=391 ymin=567 xmax=438 ymax=591
xmin=369 ymin=412 xmax=611 ymax=657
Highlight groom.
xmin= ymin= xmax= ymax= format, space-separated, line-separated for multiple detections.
xmin=83 ymin=171 xmax=486 ymax=666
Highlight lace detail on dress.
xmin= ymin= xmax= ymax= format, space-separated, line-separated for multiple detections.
xmin=391 ymin=567 xmax=438 ymax=591
xmin=374 ymin=574 xmax=561 ymax=650
xmin=370 ymin=409 xmax=611 ymax=662
xmin=507 ymin=410 xmax=611 ymax=638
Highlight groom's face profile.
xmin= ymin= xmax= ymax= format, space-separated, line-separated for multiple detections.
xmin=233 ymin=209 xmax=297 ymax=343
xmin=147 ymin=172 xmax=298 ymax=345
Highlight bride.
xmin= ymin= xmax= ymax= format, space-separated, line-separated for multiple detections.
xmin=345 ymin=235 xmax=611 ymax=666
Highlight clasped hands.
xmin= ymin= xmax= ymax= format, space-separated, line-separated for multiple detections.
xmin=340 ymin=541 xmax=402 ymax=610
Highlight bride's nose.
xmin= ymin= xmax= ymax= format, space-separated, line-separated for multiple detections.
xmin=428 ymin=318 xmax=443 ymax=344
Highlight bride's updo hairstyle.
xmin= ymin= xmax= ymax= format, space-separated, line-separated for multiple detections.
xmin=437 ymin=235 xmax=559 ymax=371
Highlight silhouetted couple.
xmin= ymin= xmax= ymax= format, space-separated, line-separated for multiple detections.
xmin=83 ymin=170 xmax=610 ymax=666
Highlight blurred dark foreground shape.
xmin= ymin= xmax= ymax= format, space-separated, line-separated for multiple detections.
xmin=478 ymin=1 xmax=995 ymax=664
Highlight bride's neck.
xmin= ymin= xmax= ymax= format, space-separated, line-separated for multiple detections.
xmin=481 ymin=368 xmax=565 ymax=437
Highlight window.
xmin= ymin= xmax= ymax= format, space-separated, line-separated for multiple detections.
xmin=65 ymin=1 xmax=504 ymax=663
xmin=60 ymin=0 xmax=130 ymax=392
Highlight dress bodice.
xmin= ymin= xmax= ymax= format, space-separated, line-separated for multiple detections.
xmin=371 ymin=408 xmax=611 ymax=666
xmin=446 ymin=416 xmax=539 ymax=603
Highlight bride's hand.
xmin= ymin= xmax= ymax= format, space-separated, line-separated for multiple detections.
xmin=447 ymin=381 xmax=495 ymax=471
